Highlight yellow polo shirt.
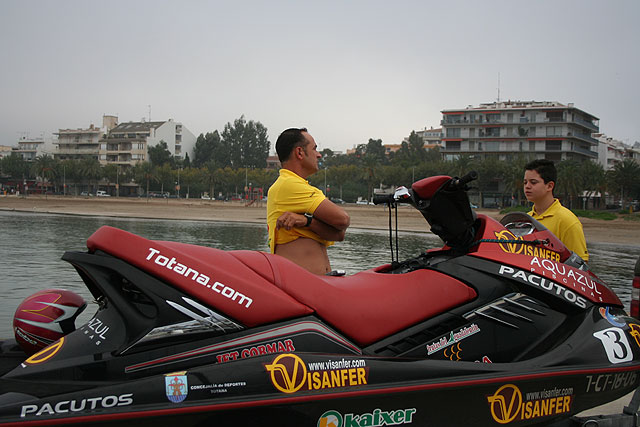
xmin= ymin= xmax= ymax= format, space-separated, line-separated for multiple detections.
xmin=267 ymin=169 xmax=331 ymax=253
xmin=528 ymin=199 xmax=589 ymax=261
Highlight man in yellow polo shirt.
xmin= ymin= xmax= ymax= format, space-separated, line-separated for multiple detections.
xmin=524 ymin=159 xmax=589 ymax=261
xmin=267 ymin=128 xmax=350 ymax=274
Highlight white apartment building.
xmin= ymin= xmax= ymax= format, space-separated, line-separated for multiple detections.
xmin=54 ymin=115 xmax=118 ymax=161
xmin=99 ymin=118 xmax=196 ymax=168
xmin=14 ymin=135 xmax=54 ymax=161
xmin=413 ymin=127 xmax=443 ymax=146
xmin=593 ymin=133 xmax=627 ymax=170
xmin=440 ymin=101 xmax=599 ymax=162
xmin=0 ymin=145 xmax=13 ymax=160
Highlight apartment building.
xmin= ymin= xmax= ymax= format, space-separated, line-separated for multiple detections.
xmin=14 ymin=135 xmax=54 ymax=161
xmin=99 ymin=118 xmax=196 ymax=168
xmin=593 ymin=133 xmax=627 ymax=170
xmin=440 ymin=101 xmax=599 ymax=162
xmin=0 ymin=145 xmax=12 ymax=160
xmin=54 ymin=115 xmax=118 ymax=161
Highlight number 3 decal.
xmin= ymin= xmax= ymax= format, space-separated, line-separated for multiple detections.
xmin=593 ymin=327 xmax=633 ymax=364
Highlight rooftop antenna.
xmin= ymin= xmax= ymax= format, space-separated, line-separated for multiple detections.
xmin=497 ymin=72 xmax=501 ymax=103
xmin=148 ymin=105 xmax=151 ymax=122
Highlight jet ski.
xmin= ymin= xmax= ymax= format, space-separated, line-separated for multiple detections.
xmin=1 ymin=171 xmax=639 ymax=427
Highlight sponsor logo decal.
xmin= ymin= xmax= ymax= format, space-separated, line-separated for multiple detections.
xmin=494 ymin=230 xmax=560 ymax=261
xmin=487 ymin=384 xmax=572 ymax=424
xmin=529 ymin=257 xmax=603 ymax=301
xmin=165 ymin=371 xmax=188 ymax=403
xmin=593 ymin=327 xmax=633 ymax=364
xmin=629 ymin=323 xmax=640 ymax=349
xmin=586 ymin=372 xmax=637 ymax=393
xmin=190 ymin=381 xmax=246 ymax=395
xmin=498 ymin=265 xmax=587 ymax=308
xmin=265 ymin=354 xmax=368 ymax=394
xmin=24 ymin=337 xmax=65 ymax=365
xmin=444 ymin=343 xmax=462 ymax=361
xmin=599 ymin=307 xmax=626 ymax=327
xmin=217 ymin=339 xmax=295 ymax=363
xmin=80 ymin=317 xmax=109 ymax=346
xmin=21 ymin=394 xmax=133 ymax=418
xmin=318 ymin=408 xmax=417 ymax=427
xmin=426 ymin=324 xmax=480 ymax=355
xmin=146 ymin=247 xmax=253 ymax=308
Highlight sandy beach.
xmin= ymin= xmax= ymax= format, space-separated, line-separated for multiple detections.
xmin=0 ymin=194 xmax=638 ymax=245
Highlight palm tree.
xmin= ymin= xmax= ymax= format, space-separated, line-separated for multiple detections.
xmin=133 ymin=162 xmax=157 ymax=198
xmin=31 ymin=154 xmax=57 ymax=197
xmin=79 ymin=158 xmax=102 ymax=195
xmin=607 ymin=159 xmax=640 ymax=209
xmin=577 ymin=160 xmax=606 ymax=209
xmin=556 ymin=161 xmax=581 ymax=209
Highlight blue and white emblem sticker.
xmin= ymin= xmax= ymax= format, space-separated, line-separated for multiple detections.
xmin=165 ymin=371 xmax=188 ymax=403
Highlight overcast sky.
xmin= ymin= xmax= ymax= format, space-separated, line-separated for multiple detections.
xmin=1 ymin=0 xmax=638 ymax=153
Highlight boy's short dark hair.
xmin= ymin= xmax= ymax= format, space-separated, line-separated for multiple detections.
xmin=525 ymin=159 xmax=557 ymax=185
xmin=275 ymin=128 xmax=308 ymax=163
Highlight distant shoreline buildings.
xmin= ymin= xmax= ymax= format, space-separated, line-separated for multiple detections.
xmin=5 ymin=100 xmax=639 ymax=170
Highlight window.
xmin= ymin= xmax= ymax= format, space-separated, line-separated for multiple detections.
xmin=446 ymin=141 xmax=461 ymax=150
xmin=529 ymin=127 xmax=536 ymax=137
xmin=545 ymin=140 xmax=562 ymax=151
xmin=529 ymin=141 xmax=536 ymax=151
xmin=484 ymin=127 xmax=501 ymax=137
xmin=485 ymin=141 xmax=499 ymax=151
xmin=446 ymin=128 xmax=460 ymax=137
xmin=546 ymin=126 xmax=562 ymax=136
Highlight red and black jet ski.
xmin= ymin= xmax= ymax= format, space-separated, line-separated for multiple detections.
xmin=1 ymin=171 xmax=639 ymax=427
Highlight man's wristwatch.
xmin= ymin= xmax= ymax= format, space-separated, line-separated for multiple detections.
xmin=303 ymin=213 xmax=313 ymax=227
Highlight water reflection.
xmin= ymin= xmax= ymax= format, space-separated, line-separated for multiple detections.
xmin=0 ymin=211 xmax=637 ymax=338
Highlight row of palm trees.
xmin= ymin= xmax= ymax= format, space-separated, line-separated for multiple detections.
xmin=2 ymin=153 xmax=639 ymax=207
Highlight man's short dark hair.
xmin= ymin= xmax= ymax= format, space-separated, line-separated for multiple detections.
xmin=525 ymin=159 xmax=557 ymax=184
xmin=275 ymin=128 xmax=308 ymax=163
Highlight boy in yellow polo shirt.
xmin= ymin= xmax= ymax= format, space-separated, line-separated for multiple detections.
xmin=523 ymin=159 xmax=589 ymax=261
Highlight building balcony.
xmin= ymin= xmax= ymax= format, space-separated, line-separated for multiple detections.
xmin=55 ymin=148 xmax=99 ymax=155
xmin=567 ymin=132 xmax=598 ymax=145
xmin=573 ymin=145 xmax=598 ymax=157
xmin=571 ymin=117 xmax=599 ymax=132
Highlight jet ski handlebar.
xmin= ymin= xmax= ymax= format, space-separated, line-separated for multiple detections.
xmin=446 ymin=170 xmax=478 ymax=191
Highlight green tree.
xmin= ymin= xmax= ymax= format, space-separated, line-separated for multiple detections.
xmin=221 ymin=116 xmax=270 ymax=168
xmin=556 ymin=161 xmax=581 ymax=209
xmin=31 ymin=154 xmax=57 ymax=194
xmin=79 ymin=158 xmax=102 ymax=194
xmin=607 ymin=159 xmax=640 ymax=208
xmin=1 ymin=153 xmax=29 ymax=180
xmin=156 ymin=163 xmax=174 ymax=195
xmin=148 ymin=140 xmax=173 ymax=166
xmin=193 ymin=131 xmax=223 ymax=167
xmin=60 ymin=159 xmax=83 ymax=195
xmin=577 ymin=160 xmax=606 ymax=209
xmin=330 ymin=165 xmax=360 ymax=200
xmin=132 ymin=162 xmax=157 ymax=197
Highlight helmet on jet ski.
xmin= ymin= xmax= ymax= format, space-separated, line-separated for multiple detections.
xmin=13 ymin=289 xmax=86 ymax=355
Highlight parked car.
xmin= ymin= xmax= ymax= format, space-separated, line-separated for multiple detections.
xmin=330 ymin=198 xmax=345 ymax=204
xmin=96 ymin=191 xmax=110 ymax=197
xmin=80 ymin=191 xmax=93 ymax=197
xmin=356 ymin=200 xmax=369 ymax=205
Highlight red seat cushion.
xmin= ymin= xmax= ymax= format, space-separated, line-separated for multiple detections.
xmin=262 ymin=255 xmax=478 ymax=346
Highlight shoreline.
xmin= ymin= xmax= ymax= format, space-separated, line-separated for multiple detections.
xmin=1 ymin=195 xmax=639 ymax=245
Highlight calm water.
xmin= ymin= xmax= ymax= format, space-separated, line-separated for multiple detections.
xmin=0 ymin=211 xmax=638 ymax=338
